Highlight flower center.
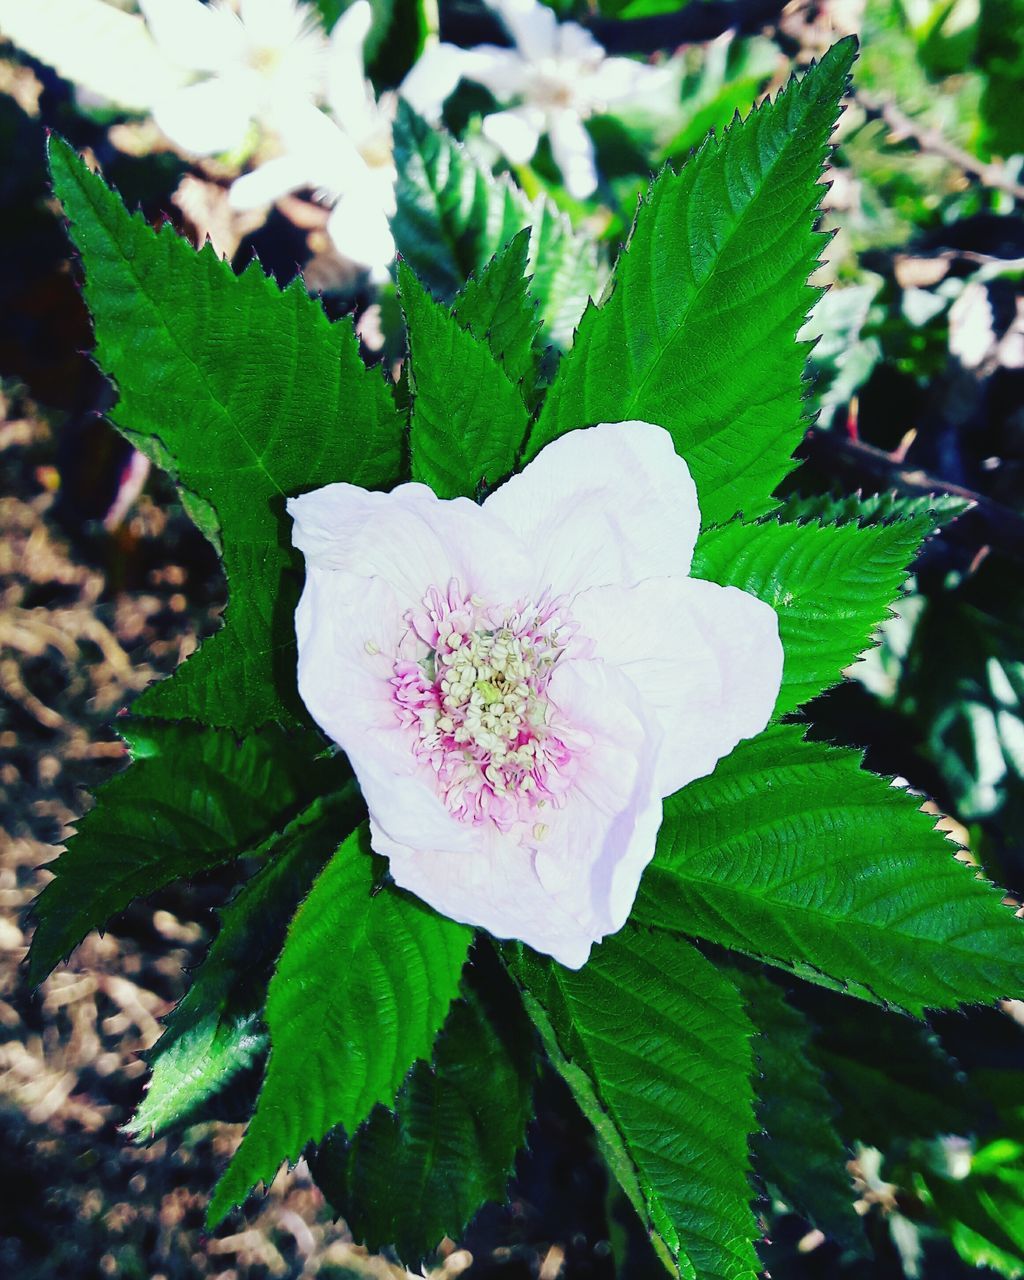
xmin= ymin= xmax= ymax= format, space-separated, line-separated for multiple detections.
xmin=390 ymin=583 xmax=577 ymax=830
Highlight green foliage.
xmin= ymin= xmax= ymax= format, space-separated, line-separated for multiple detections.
xmin=636 ymin=722 xmax=1024 ymax=1015
xmin=126 ymin=788 xmax=363 ymax=1140
xmin=451 ymin=228 xmax=541 ymax=395
xmin=48 ymin=136 xmax=405 ymax=731
xmin=28 ymin=720 xmax=344 ymax=986
xmin=918 ymin=1142 xmax=1024 ymax=1278
xmin=781 ymin=488 xmax=972 ymax=526
xmin=310 ymin=957 xmax=536 ymax=1259
xmin=692 ymin=513 xmax=932 ymax=716
xmin=391 ymin=101 xmax=603 ymax=347
xmin=401 ymin=260 xmax=530 ymax=498
xmin=513 ymin=929 xmax=759 ymax=1280
xmin=525 ymin=39 xmax=857 ymax=525
xmin=208 ymin=825 xmax=471 ymax=1226
xmin=732 ymin=970 xmax=861 ymax=1245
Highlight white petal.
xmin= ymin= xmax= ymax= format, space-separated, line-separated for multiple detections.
xmin=239 ymin=0 xmax=319 ymax=48
xmin=324 ymin=0 xmax=373 ymax=124
xmin=554 ymin=19 xmax=604 ymax=62
xmin=483 ymin=422 xmax=701 ymax=598
xmin=151 ymin=74 xmax=257 ymax=155
xmin=539 ymin=657 xmax=663 ymax=938
xmin=376 ymin=820 xmax=596 ymax=967
xmin=487 ymin=0 xmax=558 ymax=60
xmin=400 ymin=43 xmax=528 ymax=120
xmin=138 ymin=0 xmax=245 ymax=72
xmin=375 ymin=656 xmax=662 ymax=967
xmin=288 ymin=480 xmax=534 ymax=607
xmin=326 ymin=191 xmax=396 ymax=273
xmin=228 ymin=153 xmax=321 ymax=209
xmin=265 ymin=98 xmax=372 ymax=194
xmin=548 ymin=109 xmax=597 ymax=200
xmin=481 ymin=105 xmax=544 ymax=165
xmin=0 ymin=0 xmax=187 ymax=111
xmin=570 ymin=576 xmax=783 ymax=797
xmin=398 ymin=42 xmax=462 ymax=122
xmin=294 ymin=568 xmax=479 ymax=852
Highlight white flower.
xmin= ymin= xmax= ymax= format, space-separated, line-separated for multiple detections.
xmin=138 ymin=0 xmax=330 ymax=155
xmin=288 ymin=423 xmax=783 ymax=968
xmin=227 ymin=2 xmax=396 ymax=278
xmin=401 ymin=0 xmax=667 ymax=200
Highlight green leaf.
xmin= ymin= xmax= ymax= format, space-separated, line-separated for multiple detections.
xmin=310 ymin=952 xmax=536 ymax=1260
xmin=49 ymin=136 xmax=405 ymax=731
xmin=391 ymin=101 xmax=603 ymax=348
xmin=919 ymin=1144 xmax=1024 ymax=1278
xmin=513 ymin=927 xmax=759 ymax=1280
xmin=452 ymin=227 xmax=541 ymax=395
xmin=126 ymin=787 xmax=363 ymax=1140
xmin=525 ymin=39 xmax=858 ymax=525
xmin=692 ymin=514 xmax=931 ymax=716
xmin=730 ymin=969 xmax=860 ymax=1245
xmin=208 ymin=824 xmax=471 ymax=1227
xmin=401 ymin=260 xmax=530 ymax=498
xmin=780 ymin=489 xmax=973 ymax=527
xmin=635 ymin=722 xmax=1024 ymax=1016
xmin=28 ymin=720 xmax=343 ymax=986
xmin=808 ymin=995 xmax=970 ymax=1148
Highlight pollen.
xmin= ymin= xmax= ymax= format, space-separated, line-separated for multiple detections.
xmin=390 ymin=581 xmax=579 ymax=829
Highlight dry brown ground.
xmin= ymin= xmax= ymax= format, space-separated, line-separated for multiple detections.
xmin=0 ymin=388 xmax=483 ymax=1280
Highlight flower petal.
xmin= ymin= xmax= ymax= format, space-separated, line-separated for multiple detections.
xmin=373 ymin=655 xmax=662 ymax=967
xmin=151 ymin=73 xmax=257 ymax=155
xmin=228 ymin=153 xmax=321 ymax=209
xmin=139 ymin=0 xmax=245 ymax=73
xmin=487 ymin=0 xmax=558 ymax=61
xmin=483 ymin=422 xmax=701 ymax=597
xmin=327 ymin=190 xmax=396 ymax=274
xmin=294 ymin=568 xmax=480 ymax=853
xmin=288 ymin=480 xmax=534 ymax=608
xmin=324 ymin=0 xmax=373 ymax=124
xmin=548 ymin=109 xmax=597 ymax=200
xmin=570 ymin=576 xmax=783 ymax=796
xmin=482 ymin=105 xmax=544 ymax=164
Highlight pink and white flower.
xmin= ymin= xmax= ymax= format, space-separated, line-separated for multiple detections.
xmin=289 ymin=423 xmax=783 ymax=968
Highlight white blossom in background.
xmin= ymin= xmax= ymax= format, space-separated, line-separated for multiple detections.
xmin=228 ymin=1 xmax=397 ymax=279
xmin=401 ymin=0 xmax=670 ymax=199
xmin=289 ymin=424 xmax=783 ymax=968
xmin=138 ymin=0 xmax=331 ymax=155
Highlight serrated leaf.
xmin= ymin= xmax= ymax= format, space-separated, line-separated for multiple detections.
xmin=401 ymin=260 xmax=530 ymax=498
xmin=781 ymin=489 xmax=973 ymax=527
xmin=635 ymin=723 xmax=1024 ymax=1016
xmin=692 ymin=514 xmax=930 ymax=716
xmin=28 ymin=720 xmax=344 ymax=986
xmin=525 ymin=39 xmax=857 ymax=525
xmin=807 ymin=993 xmax=970 ymax=1148
xmin=391 ymin=101 xmax=602 ymax=348
xmin=452 ymin=227 xmax=541 ymax=396
xmin=126 ymin=787 xmax=363 ymax=1140
xmin=49 ymin=136 xmax=405 ymax=731
xmin=513 ymin=927 xmax=759 ymax=1280
xmin=208 ymin=824 xmax=471 ymax=1227
xmin=730 ymin=969 xmax=861 ymax=1246
xmin=310 ymin=952 xmax=536 ymax=1261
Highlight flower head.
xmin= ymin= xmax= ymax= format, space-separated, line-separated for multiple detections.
xmin=401 ymin=0 xmax=669 ymax=199
xmin=289 ymin=423 xmax=783 ymax=967
xmin=227 ymin=1 xmax=397 ymax=277
xmin=139 ymin=0 xmax=329 ymax=155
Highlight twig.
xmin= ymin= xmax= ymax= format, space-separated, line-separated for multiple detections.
xmin=854 ymin=89 xmax=1024 ymax=202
